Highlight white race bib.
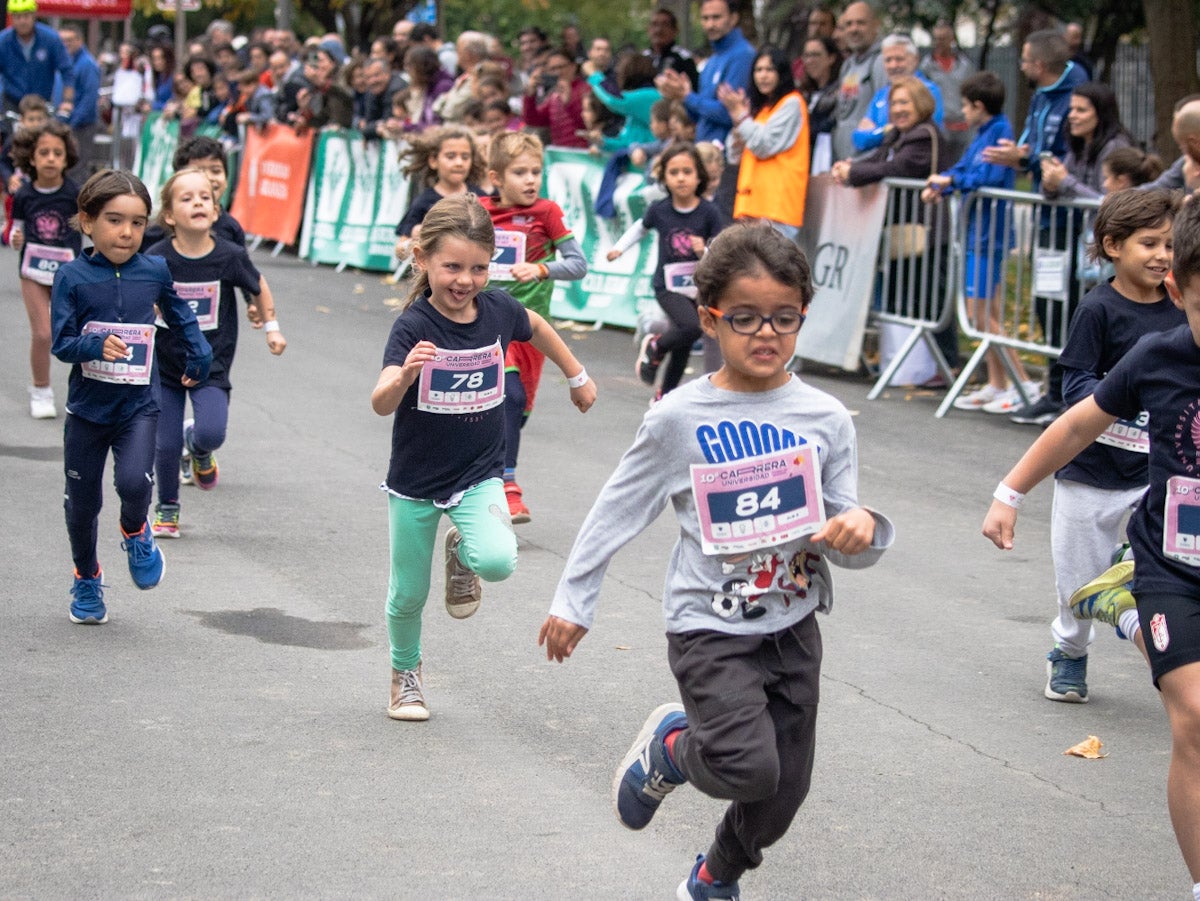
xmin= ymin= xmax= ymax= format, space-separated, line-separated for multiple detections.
xmin=80 ymin=321 xmax=155 ymax=385
xmin=173 ymin=280 xmax=221 ymax=330
xmin=690 ymin=445 xmax=826 ymax=556
xmin=20 ymin=242 xmax=74 ymax=286
xmin=416 ymin=340 xmax=505 ymax=414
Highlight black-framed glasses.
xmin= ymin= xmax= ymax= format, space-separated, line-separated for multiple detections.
xmin=704 ymin=307 xmax=806 ymax=335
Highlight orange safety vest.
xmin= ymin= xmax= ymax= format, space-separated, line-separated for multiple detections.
xmin=734 ymin=91 xmax=811 ymax=227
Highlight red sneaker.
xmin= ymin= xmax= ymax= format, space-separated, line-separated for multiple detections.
xmin=505 ymin=481 xmax=531 ymax=524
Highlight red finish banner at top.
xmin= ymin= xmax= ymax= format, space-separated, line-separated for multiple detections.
xmin=34 ymin=0 xmax=132 ymax=18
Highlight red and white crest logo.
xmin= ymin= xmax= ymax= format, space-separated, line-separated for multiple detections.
xmin=1150 ymin=612 xmax=1170 ymax=652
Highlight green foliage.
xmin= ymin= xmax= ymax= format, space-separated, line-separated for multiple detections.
xmin=442 ymin=1 xmax=654 ymax=55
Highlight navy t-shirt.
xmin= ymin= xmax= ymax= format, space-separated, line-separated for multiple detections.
xmin=1057 ymin=281 xmax=1185 ymax=488
xmin=146 ymin=236 xmax=261 ymax=391
xmin=1094 ymin=323 xmax=1200 ymax=597
xmin=395 ymin=184 xmax=487 ymax=237
xmin=13 ymin=179 xmax=82 ymax=274
xmin=642 ymin=197 xmax=725 ymax=293
xmin=382 ymin=288 xmax=533 ymax=500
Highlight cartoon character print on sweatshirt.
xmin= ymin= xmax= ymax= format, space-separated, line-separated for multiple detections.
xmin=711 ymin=549 xmax=821 ymax=620
xmin=696 ymin=417 xmax=826 ymax=620
xmin=668 ymin=227 xmax=700 ymax=260
xmin=31 ymin=207 xmax=70 ymax=244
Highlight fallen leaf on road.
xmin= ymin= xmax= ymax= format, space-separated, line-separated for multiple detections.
xmin=1064 ymin=735 xmax=1107 ymax=758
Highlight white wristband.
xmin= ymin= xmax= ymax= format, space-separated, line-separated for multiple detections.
xmin=264 ymin=320 xmax=280 ymax=333
xmin=566 ymin=368 xmax=589 ymax=389
xmin=993 ymin=482 xmax=1025 ymax=509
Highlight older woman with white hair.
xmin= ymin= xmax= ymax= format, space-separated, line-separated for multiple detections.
xmin=851 ymin=33 xmax=943 ymax=153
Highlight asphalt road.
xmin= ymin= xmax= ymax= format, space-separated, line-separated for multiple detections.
xmin=0 ymin=248 xmax=1184 ymax=899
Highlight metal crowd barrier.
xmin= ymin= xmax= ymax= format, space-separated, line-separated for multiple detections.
xmin=935 ymin=188 xmax=1102 ymax=417
xmin=865 ymin=177 xmax=960 ymax=399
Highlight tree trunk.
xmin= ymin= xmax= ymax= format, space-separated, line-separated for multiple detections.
xmin=1143 ymin=0 xmax=1200 ymax=158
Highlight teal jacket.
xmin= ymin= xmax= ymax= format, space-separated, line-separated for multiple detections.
xmin=587 ymin=72 xmax=660 ymax=150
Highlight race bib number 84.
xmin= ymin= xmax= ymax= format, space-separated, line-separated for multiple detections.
xmin=691 ymin=446 xmax=825 ymax=555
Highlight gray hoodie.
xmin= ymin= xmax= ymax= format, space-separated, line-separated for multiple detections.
xmin=549 ymin=375 xmax=894 ymax=635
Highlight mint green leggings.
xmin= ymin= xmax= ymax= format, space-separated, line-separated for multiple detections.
xmin=386 ymin=478 xmax=517 ymax=671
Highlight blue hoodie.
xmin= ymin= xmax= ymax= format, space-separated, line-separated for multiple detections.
xmin=937 ymin=113 xmax=1016 ymax=253
xmin=684 ymin=27 xmax=755 ymax=143
xmin=1019 ymin=61 xmax=1089 ymax=192
xmin=51 ymin=249 xmax=211 ymax=425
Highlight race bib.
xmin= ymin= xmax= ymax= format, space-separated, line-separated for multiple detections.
xmin=417 ymin=340 xmax=505 ymax=414
xmin=173 ymin=280 xmax=221 ymax=330
xmin=691 ymin=445 xmax=825 ymax=556
xmin=80 ymin=321 xmax=155 ymax=385
xmin=1096 ymin=411 xmax=1150 ymax=454
xmin=663 ymin=261 xmax=698 ymax=298
xmin=489 ymin=230 xmax=526 ymax=281
xmin=1164 ymin=475 xmax=1200 ymax=567
xmin=20 ymin=242 xmax=74 ymax=286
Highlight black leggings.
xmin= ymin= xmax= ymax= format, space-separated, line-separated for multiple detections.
xmin=63 ymin=409 xmax=158 ymax=577
xmin=655 ymin=290 xmax=702 ymax=394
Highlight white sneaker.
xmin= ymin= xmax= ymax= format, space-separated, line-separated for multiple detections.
xmin=952 ymin=383 xmax=1003 ymax=410
xmin=982 ymin=381 xmax=1041 ymax=415
xmin=28 ymin=385 xmax=56 ymax=419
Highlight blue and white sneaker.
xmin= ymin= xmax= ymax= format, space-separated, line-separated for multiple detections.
xmin=69 ymin=570 xmax=107 ymax=624
xmin=1045 ymin=647 xmax=1087 ymax=703
xmin=677 ymin=855 xmax=741 ymax=901
xmin=122 ymin=522 xmax=165 ymax=590
xmin=612 ymin=702 xmax=687 ymax=830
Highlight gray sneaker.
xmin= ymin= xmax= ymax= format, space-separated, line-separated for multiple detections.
xmin=444 ymin=527 xmax=482 ymax=619
xmin=388 ymin=663 xmax=429 ymax=721
xmin=1045 ymin=647 xmax=1088 ymax=703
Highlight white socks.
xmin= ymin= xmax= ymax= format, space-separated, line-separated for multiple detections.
xmin=1192 ymin=880 xmax=1199 ymax=901
xmin=1118 ymin=609 xmax=1141 ymax=644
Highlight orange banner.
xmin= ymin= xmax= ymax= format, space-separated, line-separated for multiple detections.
xmin=230 ymin=123 xmax=313 ymax=245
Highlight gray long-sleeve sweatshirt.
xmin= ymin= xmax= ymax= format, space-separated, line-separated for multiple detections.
xmin=549 ymin=375 xmax=895 ymax=636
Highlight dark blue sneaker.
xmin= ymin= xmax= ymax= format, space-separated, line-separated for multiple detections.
xmin=677 ymin=855 xmax=741 ymax=900
xmin=612 ymin=702 xmax=687 ymax=830
xmin=122 ymin=522 xmax=165 ymax=590
xmin=1045 ymin=647 xmax=1088 ymax=703
xmin=69 ymin=570 xmax=107 ymax=624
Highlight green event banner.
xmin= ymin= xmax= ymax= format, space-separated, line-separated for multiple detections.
xmin=134 ymin=113 xmax=179 ymax=211
xmin=135 ymin=115 xmax=237 ymax=211
xmin=543 ymin=146 xmax=661 ymax=330
xmin=299 ymin=131 xmax=410 ymax=271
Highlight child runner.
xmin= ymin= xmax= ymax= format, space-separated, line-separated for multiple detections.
xmin=393 ymin=124 xmax=488 ymax=260
xmin=10 ymin=120 xmax=81 ymax=419
xmin=0 ymin=95 xmax=50 ymax=246
xmin=372 ymin=194 xmax=595 ymax=721
xmin=608 ymin=141 xmax=725 ymax=402
xmin=144 ymin=135 xmax=283 ymax=485
xmin=146 ymin=168 xmax=286 ymax=537
xmin=540 ymin=222 xmax=893 ymax=900
xmin=1038 ymin=189 xmax=1183 ymax=702
xmin=50 ymin=170 xmax=211 ymax=624
xmin=982 ymin=196 xmax=1200 ymax=901
xmin=480 ymin=131 xmax=588 ymax=523
xmin=921 ymin=71 xmax=1040 ymax=414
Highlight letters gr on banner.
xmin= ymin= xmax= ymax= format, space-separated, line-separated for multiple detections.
xmin=795 ymin=176 xmax=888 ymax=371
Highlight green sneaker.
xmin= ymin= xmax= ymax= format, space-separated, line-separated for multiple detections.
xmin=1070 ymin=560 xmax=1135 ymax=627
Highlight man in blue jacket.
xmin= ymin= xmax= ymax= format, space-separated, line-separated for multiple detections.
xmin=56 ymin=23 xmax=99 ymax=182
xmin=0 ymin=0 xmax=74 ymax=116
xmin=654 ymin=0 xmax=753 ymax=146
xmin=981 ymin=28 xmax=1089 ymax=426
